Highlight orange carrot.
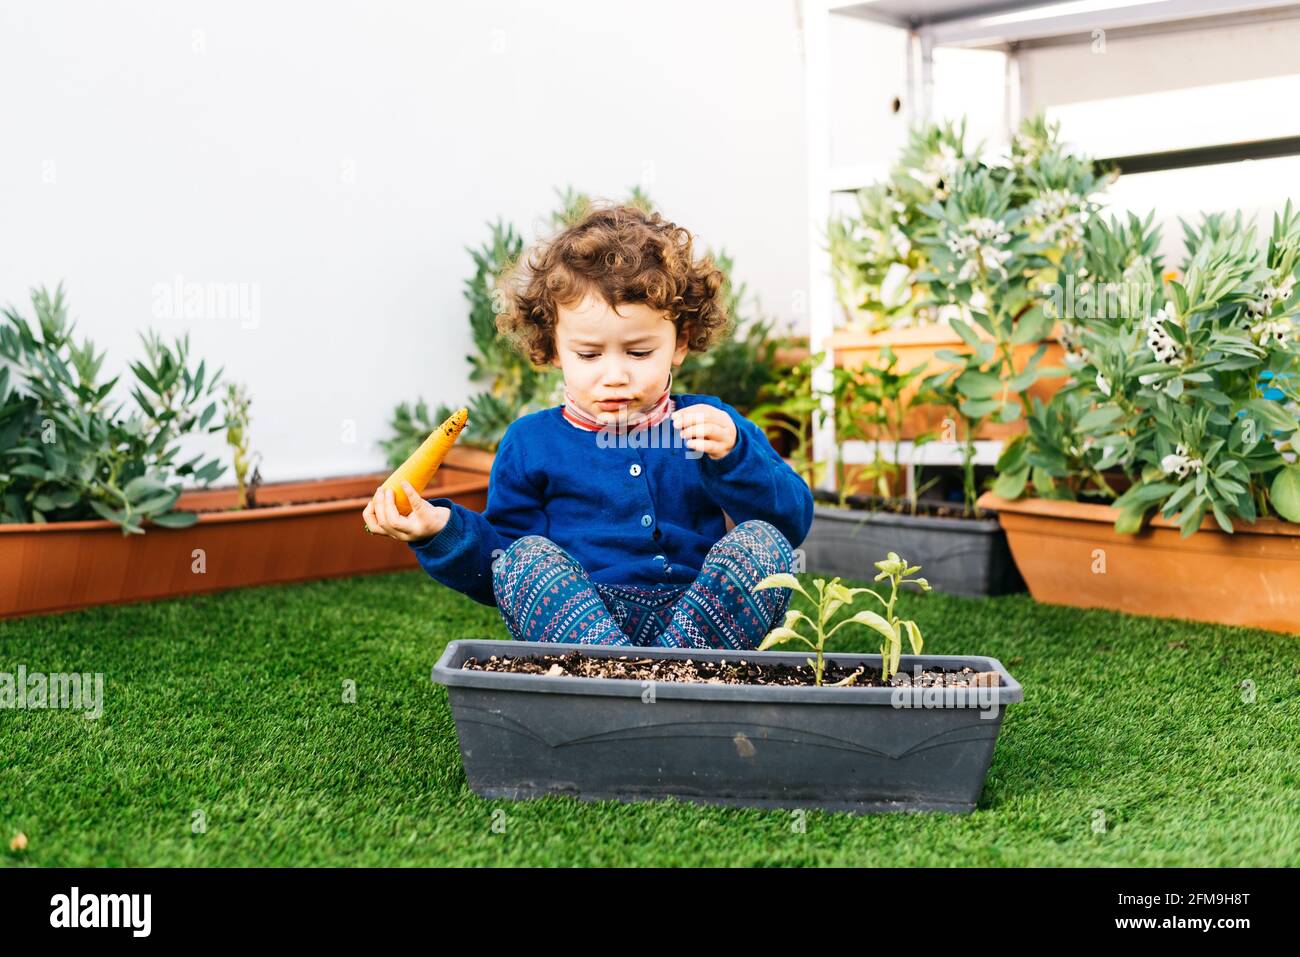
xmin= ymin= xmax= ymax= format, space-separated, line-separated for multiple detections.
xmin=381 ymin=407 xmax=469 ymax=515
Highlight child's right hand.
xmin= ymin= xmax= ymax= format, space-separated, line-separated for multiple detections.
xmin=363 ymin=480 xmax=450 ymax=542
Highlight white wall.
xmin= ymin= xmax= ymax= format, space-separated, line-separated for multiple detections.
xmin=827 ymin=15 xmax=909 ymax=171
xmin=825 ymin=19 xmax=1007 ymax=174
xmin=1018 ymin=16 xmax=1300 ymax=109
xmin=0 ymin=0 xmax=808 ymax=483
xmin=1017 ymin=16 xmax=1300 ymax=267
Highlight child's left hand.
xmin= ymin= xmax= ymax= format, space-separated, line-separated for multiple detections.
xmin=671 ymin=406 xmax=737 ymax=460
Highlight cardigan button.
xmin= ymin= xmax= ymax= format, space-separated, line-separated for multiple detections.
xmin=640 ymin=513 xmax=652 ymax=527
xmin=629 ymin=463 xmax=642 ymax=477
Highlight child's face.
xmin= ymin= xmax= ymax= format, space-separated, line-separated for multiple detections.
xmin=550 ymin=291 xmax=689 ymax=425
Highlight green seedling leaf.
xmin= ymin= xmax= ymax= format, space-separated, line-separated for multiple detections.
xmin=755 ymin=573 xmax=811 ymax=601
xmin=829 ymin=609 xmax=897 ymax=643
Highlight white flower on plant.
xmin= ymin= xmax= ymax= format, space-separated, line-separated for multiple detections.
xmin=947 ymin=233 xmax=978 ymax=257
xmin=1027 ymin=189 xmax=1085 ymax=245
xmin=1143 ymin=303 xmax=1183 ymax=364
xmin=971 ymin=248 xmax=1012 ymax=281
xmin=1060 ymin=321 xmax=1090 ymax=370
xmin=890 ymin=225 xmax=911 ymax=257
xmin=1246 ymin=274 xmax=1297 ymax=318
xmin=1048 ymin=217 xmax=1084 ymax=244
xmin=1249 ymin=316 xmax=1294 ymax=346
xmin=946 ymin=217 xmax=1012 ymax=283
xmin=857 ymin=221 xmax=911 ymax=264
xmin=916 ymin=141 xmax=963 ymax=196
xmin=1160 ymin=443 xmax=1203 ymax=480
xmin=1138 ymin=371 xmax=1168 ymax=392
xmin=1095 ymin=372 xmax=1112 ymax=396
xmin=1013 ymin=131 xmax=1048 ymax=166
xmin=1069 ymin=437 xmax=1095 ymax=458
xmin=966 ymin=218 xmax=1011 ymax=244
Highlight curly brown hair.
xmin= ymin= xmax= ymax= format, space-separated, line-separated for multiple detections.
xmin=496 ymin=203 xmax=730 ymax=366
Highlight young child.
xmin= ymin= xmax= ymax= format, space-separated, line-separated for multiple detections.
xmin=364 ymin=203 xmax=814 ymax=650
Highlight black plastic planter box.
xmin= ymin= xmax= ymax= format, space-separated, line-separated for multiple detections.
xmin=432 ymin=640 xmax=1023 ymax=816
xmin=801 ymin=504 xmax=1025 ymax=597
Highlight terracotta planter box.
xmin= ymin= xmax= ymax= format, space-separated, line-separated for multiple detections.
xmin=0 ymin=448 xmax=491 ymax=620
xmin=772 ymin=340 xmax=811 ymax=369
xmin=980 ymin=492 xmax=1300 ymax=634
xmin=827 ymin=325 xmax=1066 ymax=441
xmin=834 ymin=464 xmax=906 ymax=501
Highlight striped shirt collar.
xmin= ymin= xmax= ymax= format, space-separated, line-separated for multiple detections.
xmin=561 ymin=371 xmax=675 ymax=433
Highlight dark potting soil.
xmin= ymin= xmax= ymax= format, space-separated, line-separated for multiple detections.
xmin=461 ymin=652 xmax=1001 ymax=688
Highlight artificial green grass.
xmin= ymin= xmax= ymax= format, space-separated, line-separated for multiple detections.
xmin=1 ymin=570 xmax=1296 ymax=867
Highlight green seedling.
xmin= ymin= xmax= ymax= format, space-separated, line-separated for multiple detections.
xmin=755 ymin=552 xmax=930 ymax=685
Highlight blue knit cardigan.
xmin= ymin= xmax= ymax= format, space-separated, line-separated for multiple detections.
xmin=408 ymin=393 xmax=814 ymax=607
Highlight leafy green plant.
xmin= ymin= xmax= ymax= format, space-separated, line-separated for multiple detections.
xmin=828 ymin=182 xmax=932 ymax=332
xmin=1006 ymin=116 xmax=1117 ymax=257
xmin=0 ymin=284 xmax=227 ymax=534
xmin=396 ymin=217 xmax=564 ymax=459
xmin=1052 ymin=209 xmax=1166 ymax=368
xmin=755 ymin=551 xmax=930 ymax=685
xmin=386 ymin=186 xmax=782 ymax=460
xmin=830 ymin=113 xmax=1113 ymax=337
xmin=992 ymin=200 xmax=1300 ymax=535
xmin=828 ymin=120 xmax=979 ymax=333
xmin=911 ymin=164 xmax=1067 ymax=514
xmin=920 ymin=355 xmax=985 ymax=516
xmin=825 ymin=114 xmax=1112 ymax=516
xmin=828 ymin=363 xmax=886 ymax=501
xmin=832 ymin=345 xmax=939 ymax=509
xmin=223 ymin=381 xmax=261 ymax=509
xmin=893 ymin=117 xmax=981 ymax=207
xmin=748 ymin=351 xmax=828 ymax=488
xmin=674 ymin=249 xmax=784 ymax=415
xmin=750 ymin=346 xmax=940 ymax=510
xmin=991 ymin=209 xmax=1169 ymax=504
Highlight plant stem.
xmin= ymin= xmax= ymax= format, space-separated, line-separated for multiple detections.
xmin=1090 ymin=467 xmax=1118 ymax=499
xmin=883 ymin=573 xmax=900 ymax=681
xmin=962 ymin=419 xmax=978 ymax=516
xmin=815 ymin=619 xmax=826 ymax=686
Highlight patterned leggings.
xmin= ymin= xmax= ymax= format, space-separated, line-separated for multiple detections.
xmin=490 ymin=519 xmax=796 ymax=650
